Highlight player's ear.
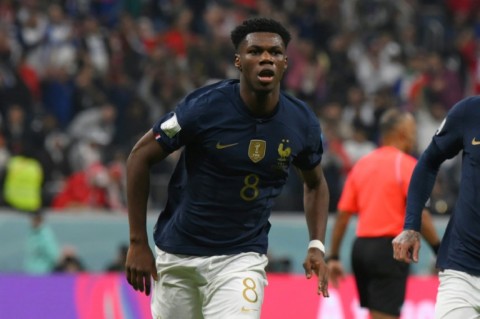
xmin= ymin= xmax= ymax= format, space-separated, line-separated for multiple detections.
xmin=234 ymin=54 xmax=242 ymax=71
xmin=284 ymin=56 xmax=288 ymax=70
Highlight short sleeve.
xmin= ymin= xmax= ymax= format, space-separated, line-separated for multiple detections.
xmin=292 ymin=122 xmax=324 ymax=170
xmin=152 ymin=112 xmax=183 ymax=153
xmin=152 ymin=94 xmax=207 ymax=152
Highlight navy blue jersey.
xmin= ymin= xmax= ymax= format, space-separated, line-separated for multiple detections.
xmin=151 ymin=79 xmax=323 ymax=256
xmin=407 ymin=96 xmax=480 ymax=275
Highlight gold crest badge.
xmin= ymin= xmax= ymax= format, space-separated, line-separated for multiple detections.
xmin=277 ymin=139 xmax=291 ymax=159
xmin=248 ymin=140 xmax=266 ymax=163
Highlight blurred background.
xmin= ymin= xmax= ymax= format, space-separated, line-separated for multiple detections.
xmin=0 ymin=0 xmax=471 ymax=278
xmin=2 ymin=0 xmax=469 ymax=317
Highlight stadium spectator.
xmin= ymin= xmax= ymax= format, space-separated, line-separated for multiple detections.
xmin=17 ymin=52 xmax=42 ymax=103
xmin=67 ymin=103 xmax=117 ymax=171
xmin=422 ymin=51 xmax=464 ymax=111
xmin=43 ymin=4 xmax=76 ymax=73
xmin=37 ymin=130 xmax=72 ymax=207
xmin=2 ymin=104 xmax=36 ymax=156
xmin=341 ymin=84 xmax=375 ymax=135
xmin=71 ymin=65 xmax=108 ymax=116
xmin=343 ymin=121 xmax=376 ymax=164
xmin=351 ymin=32 xmax=405 ymax=96
xmin=284 ymin=37 xmax=328 ymax=109
xmin=50 ymin=161 xmax=109 ymax=210
xmin=325 ymin=32 xmax=358 ymax=104
xmin=15 ymin=1 xmax=48 ymax=75
xmin=76 ymin=15 xmax=110 ymax=76
xmin=40 ymin=65 xmax=75 ymax=129
xmin=54 ymin=244 xmax=86 ymax=273
xmin=104 ymin=150 xmax=127 ymax=211
xmin=23 ymin=210 xmax=60 ymax=274
xmin=3 ymin=152 xmax=43 ymax=213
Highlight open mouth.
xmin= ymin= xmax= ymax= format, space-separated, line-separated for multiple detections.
xmin=258 ymin=69 xmax=275 ymax=82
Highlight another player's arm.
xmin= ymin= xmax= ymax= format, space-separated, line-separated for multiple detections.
xmin=393 ymin=142 xmax=444 ymax=263
xmin=126 ymin=129 xmax=169 ymax=295
xmin=298 ymin=163 xmax=330 ymax=297
xmin=326 ymin=209 xmax=352 ymax=287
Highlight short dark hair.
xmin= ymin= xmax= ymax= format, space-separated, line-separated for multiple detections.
xmin=230 ymin=17 xmax=291 ymax=50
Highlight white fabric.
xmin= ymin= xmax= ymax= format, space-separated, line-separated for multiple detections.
xmin=435 ymin=269 xmax=480 ymax=319
xmin=151 ymin=247 xmax=268 ymax=319
xmin=308 ymin=240 xmax=325 ymax=254
xmin=160 ymin=113 xmax=182 ymax=138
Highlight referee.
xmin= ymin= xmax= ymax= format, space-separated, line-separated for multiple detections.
xmin=326 ymin=109 xmax=440 ymax=319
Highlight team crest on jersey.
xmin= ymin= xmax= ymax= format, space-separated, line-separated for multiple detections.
xmin=274 ymin=139 xmax=291 ymax=170
xmin=277 ymin=139 xmax=291 ymax=158
xmin=248 ymin=140 xmax=266 ymax=163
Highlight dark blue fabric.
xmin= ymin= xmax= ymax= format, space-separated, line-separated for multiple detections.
xmin=151 ymin=79 xmax=323 ymax=255
xmin=405 ymin=96 xmax=480 ymax=275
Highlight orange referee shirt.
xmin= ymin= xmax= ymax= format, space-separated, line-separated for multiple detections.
xmin=337 ymin=146 xmax=417 ymax=237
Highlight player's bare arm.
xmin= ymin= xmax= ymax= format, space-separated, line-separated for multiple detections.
xmin=299 ymin=164 xmax=330 ymax=297
xmin=126 ymin=129 xmax=168 ymax=295
xmin=392 ymin=229 xmax=421 ymax=264
xmin=326 ymin=210 xmax=351 ymax=288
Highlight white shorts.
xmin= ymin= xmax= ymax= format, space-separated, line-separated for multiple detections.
xmin=435 ymin=269 xmax=480 ymax=319
xmin=151 ymin=247 xmax=269 ymax=319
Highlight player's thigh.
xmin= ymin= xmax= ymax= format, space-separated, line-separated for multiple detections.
xmin=435 ymin=269 xmax=480 ymax=319
xmin=151 ymin=272 xmax=204 ymax=319
xmin=202 ymin=253 xmax=268 ymax=319
xmin=151 ymin=249 xmax=204 ymax=319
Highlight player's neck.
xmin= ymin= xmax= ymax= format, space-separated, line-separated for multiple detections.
xmin=240 ymin=87 xmax=280 ymax=117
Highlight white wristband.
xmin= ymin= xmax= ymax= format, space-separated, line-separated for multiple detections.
xmin=308 ymin=240 xmax=325 ymax=254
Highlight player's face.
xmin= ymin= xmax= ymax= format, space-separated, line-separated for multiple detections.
xmin=235 ymin=32 xmax=288 ymax=93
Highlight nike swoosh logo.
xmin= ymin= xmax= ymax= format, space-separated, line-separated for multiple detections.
xmin=216 ymin=142 xmax=239 ymax=149
xmin=472 ymin=138 xmax=480 ymax=145
xmin=241 ymin=306 xmax=258 ymax=312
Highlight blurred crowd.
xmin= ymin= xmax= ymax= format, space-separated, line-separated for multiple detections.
xmin=0 ymin=0 xmax=475 ymax=215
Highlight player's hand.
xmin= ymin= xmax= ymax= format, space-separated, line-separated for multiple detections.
xmin=326 ymin=259 xmax=344 ymax=288
xmin=392 ymin=230 xmax=421 ymax=264
xmin=303 ymin=248 xmax=329 ymax=297
xmin=125 ymin=242 xmax=158 ymax=296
